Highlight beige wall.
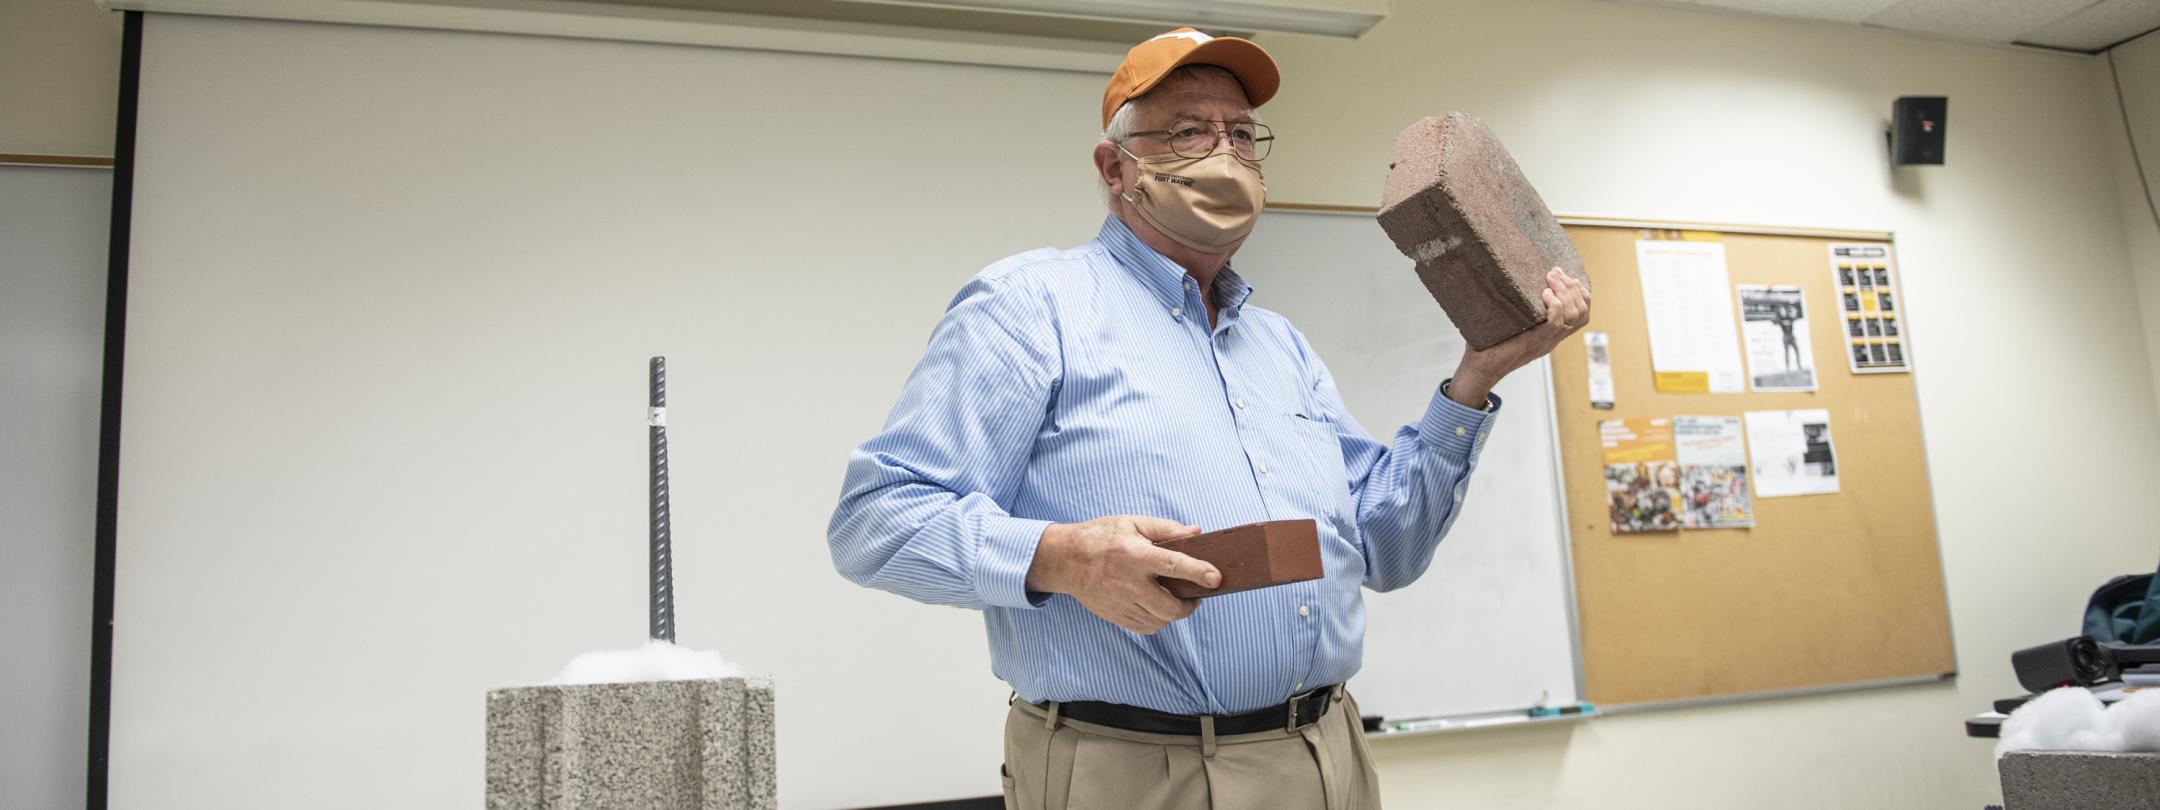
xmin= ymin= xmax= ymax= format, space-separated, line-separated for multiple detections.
xmin=1 ymin=164 xmax=111 ymax=810
xmin=0 ymin=0 xmax=122 ymax=155
xmin=2110 ymin=33 xmax=2160 ymax=416
xmin=1254 ymin=3 xmax=2160 ymax=807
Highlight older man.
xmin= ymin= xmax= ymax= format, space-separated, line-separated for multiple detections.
xmin=829 ymin=27 xmax=1588 ymax=810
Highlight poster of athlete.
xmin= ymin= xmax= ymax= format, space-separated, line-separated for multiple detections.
xmin=1737 ymin=284 xmax=1817 ymax=392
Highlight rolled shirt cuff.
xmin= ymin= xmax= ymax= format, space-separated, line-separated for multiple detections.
xmin=1419 ymin=378 xmax=1502 ymax=457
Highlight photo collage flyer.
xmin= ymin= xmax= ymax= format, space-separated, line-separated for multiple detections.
xmin=1603 ymin=416 xmax=1758 ymax=534
xmin=1601 ymin=417 xmax=1681 ymax=534
xmin=1673 ymin=415 xmax=1754 ymax=528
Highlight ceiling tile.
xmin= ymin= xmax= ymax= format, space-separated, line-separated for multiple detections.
xmin=1864 ymin=0 xmax=2096 ymax=42
xmin=1687 ymin=0 xmax=1905 ymax=24
xmin=2016 ymin=0 xmax=2160 ymax=50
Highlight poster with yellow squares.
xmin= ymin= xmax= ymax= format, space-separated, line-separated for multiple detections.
xmin=1830 ymin=243 xmax=1910 ymax=373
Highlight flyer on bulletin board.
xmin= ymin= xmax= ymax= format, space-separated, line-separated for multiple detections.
xmin=1674 ymin=415 xmax=1754 ymax=528
xmin=1585 ymin=331 xmax=1616 ymax=409
xmin=1745 ymin=409 xmax=1841 ymax=497
xmin=1636 ymin=240 xmax=1745 ymax=394
xmin=1600 ymin=417 xmax=1680 ymax=533
xmin=1737 ymin=285 xmax=1818 ymax=392
xmin=1830 ymin=243 xmax=1911 ymax=374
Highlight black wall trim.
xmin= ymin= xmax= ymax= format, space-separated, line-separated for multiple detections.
xmin=87 ymin=10 xmax=141 ymax=810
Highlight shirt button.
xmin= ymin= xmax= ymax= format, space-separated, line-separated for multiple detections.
xmin=1454 ymin=426 xmax=1468 ymax=438
xmin=1170 ymin=307 xmax=1182 ymax=319
xmin=1298 ymin=605 xmax=1310 ymax=617
xmin=1257 ymin=461 xmax=1270 ymax=474
xmin=1454 ymin=491 xmax=1464 ymax=503
xmin=1294 ymin=682 xmax=1305 ymax=691
xmin=1235 ymin=399 xmax=1247 ymax=409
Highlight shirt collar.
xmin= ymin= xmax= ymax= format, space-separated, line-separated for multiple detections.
xmin=1095 ymin=215 xmax=1256 ymax=320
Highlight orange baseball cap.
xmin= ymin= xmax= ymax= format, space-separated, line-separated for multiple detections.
xmin=1101 ymin=27 xmax=1280 ymax=129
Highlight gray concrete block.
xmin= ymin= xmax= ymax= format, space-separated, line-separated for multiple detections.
xmin=1999 ymin=750 xmax=2160 ymax=810
xmin=486 ymin=678 xmax=775 ymax=809
xmin=1378 ymin=113 xmax=1589 ymax=350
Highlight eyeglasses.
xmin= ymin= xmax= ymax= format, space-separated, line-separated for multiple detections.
xmin=1122 ymin=119 xmax=1274 ymax=161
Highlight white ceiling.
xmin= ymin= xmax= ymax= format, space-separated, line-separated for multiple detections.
xmin=1607 ymin=0 xmax=2160 ymax=52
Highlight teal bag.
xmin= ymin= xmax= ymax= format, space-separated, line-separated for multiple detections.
xmin=2084 ymin=570 xmax=2160 ymax=646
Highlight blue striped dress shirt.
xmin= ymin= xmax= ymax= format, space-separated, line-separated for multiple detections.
xmin=829 ymin=216 xmax=1501 ymax=715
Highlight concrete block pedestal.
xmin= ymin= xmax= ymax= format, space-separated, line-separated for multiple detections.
xmin=487 ymin=678 xmax=775 ymax=809
xmin=1998 ymin=750 xmax=2160 ymax=810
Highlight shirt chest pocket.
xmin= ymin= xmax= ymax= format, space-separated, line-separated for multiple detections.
xmin=1268 ymin=413 xmax=1358 ymax=538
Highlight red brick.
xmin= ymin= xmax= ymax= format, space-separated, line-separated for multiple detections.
xmin=1154 ymin=519 xmax=1323 ymax=599
xmin=1378 ymin=113 xmax=1590 ymax=350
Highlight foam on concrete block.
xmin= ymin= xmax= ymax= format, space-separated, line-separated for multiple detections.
xmin=1999 ymin=750 xmax=2160 ymax=810
xmin=487 ymin=677 xmax=775 ymax=809
xmin=1378 ymin=113 xmax=1590 ymax=350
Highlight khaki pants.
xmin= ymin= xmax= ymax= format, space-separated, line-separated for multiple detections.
xmin=1000 ymin=688 xmax=1382 ymax=810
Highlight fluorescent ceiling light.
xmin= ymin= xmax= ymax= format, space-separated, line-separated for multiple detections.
xmin=855 ymin=0 xmax=1388 ymax=38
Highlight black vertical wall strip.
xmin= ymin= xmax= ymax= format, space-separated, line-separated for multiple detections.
xmin=88 ymin=10 xmax=142 ymax=810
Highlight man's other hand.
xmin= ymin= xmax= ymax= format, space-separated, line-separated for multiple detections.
xmin=1025 ymin=516 xmax=1221 ymax=635
xmin=1449 ymin=267 xmax=1592 ymax=407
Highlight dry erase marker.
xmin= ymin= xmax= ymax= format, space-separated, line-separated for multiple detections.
xmin=1527 ymin=703 xmax=1594 ymax=719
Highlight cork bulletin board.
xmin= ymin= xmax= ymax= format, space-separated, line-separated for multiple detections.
xmin=1549 ymin=219 xmax=1956 ymax=708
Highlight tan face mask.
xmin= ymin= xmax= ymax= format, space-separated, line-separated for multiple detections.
xmin=1119 ymin=143 xmax=1266 ymax=253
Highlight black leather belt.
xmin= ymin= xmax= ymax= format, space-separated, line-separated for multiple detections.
xmin=1042 ymin=686 xmax=1338 ymax=736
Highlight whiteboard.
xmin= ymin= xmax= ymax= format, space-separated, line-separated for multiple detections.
xmin=1234 ymin=208 xmax=1582 ymax=723
xmin=118 ymin=14 xmax=1106 ymax=810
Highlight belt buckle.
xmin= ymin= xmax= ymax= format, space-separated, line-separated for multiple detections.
xmin=1285 ymin=686 xmax=1318 ymax=733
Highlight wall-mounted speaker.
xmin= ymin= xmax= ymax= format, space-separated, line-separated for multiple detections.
xmin=1891 ymin=96 xmax=1947 ymax=166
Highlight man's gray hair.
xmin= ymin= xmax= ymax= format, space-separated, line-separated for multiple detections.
xmin=1099 ymin=63 xmax=1256 ymax=207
